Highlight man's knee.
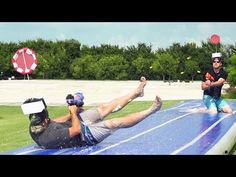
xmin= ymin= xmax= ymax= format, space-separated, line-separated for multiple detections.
xmin=97 ymin=104 xmax=109 ymax=117
xmin=97 ymin=103 xmax=123 ymax=117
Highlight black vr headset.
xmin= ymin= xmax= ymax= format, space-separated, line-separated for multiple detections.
xmin=21 ymin=98 xmax=48 ymax=126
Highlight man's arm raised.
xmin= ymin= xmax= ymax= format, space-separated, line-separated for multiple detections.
xmin=68 ymin=105 xmax=81 ymax=138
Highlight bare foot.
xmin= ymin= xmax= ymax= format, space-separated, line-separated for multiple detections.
xmin=149 ymin=96 xmax=162 ymax=114
xmin=136 ymin=76 xmax=147 ymax=97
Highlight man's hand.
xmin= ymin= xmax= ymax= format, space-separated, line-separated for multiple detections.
xmin=205 ymin=80 xmax=211 ymax=87
xmin=68 ymin=105 xmax=79 ymax=115
xmin=201 ymin=81 xmax=211 ymax=90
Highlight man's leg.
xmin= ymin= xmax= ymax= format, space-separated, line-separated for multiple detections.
xmin=203 ymin=95 xmax=218 ymax=114
xmin=97 ymin=76 xmax=147 ymax=119
xmin=217 ymin=98 xmax=233 ymax=114
xmin=104 ymin=96 xmax=162 ymax=129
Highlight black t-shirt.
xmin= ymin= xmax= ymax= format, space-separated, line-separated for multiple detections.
xmin=202 ymin=67 xmax=227 ymax=98
xmin=29 ymin=119 xmax=82 ymax=149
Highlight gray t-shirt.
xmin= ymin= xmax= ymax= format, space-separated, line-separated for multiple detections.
xmin=30 ymin=119 xmax=82 ymax=149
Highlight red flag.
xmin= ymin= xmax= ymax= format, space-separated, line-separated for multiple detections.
xmin=210 ymin=34 xmax=220 ymax=45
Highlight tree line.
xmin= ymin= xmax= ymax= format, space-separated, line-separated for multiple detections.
xmin=0 ymin=38 xmax=236 ymax=87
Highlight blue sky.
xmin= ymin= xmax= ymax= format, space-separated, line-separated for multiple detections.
xmin=1 ymin=22 xmax=236 ymax=50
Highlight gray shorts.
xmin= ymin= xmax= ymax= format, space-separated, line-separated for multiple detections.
xmin=80 ymin=108 xmax=116 ymax=143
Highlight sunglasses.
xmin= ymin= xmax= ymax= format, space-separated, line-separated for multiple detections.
xmin=213 ymin=61 xmax=220 ymax=63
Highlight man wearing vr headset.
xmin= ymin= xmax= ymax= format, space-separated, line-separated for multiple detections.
xmin=201 ymin=53 xmax=232 ymax=114
xmin=22 ymin=76 xmax=162 ymax=149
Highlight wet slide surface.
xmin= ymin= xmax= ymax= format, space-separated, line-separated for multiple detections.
xmin=5 ymin=100 xmax=236 ymax=155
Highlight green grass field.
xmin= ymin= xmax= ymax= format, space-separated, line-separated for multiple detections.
xmin=1 ymin=99 xmax=236 ymax=154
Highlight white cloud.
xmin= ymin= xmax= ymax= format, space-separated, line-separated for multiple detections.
xmin=184 ymin=37 xmax=202 ymax=46
xmin=105 ymin=35 xmax=141 ymax=47
xmin=150 ymin=41 xmax=163 ymax=51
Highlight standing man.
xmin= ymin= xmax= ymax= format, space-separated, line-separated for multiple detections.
xmin=201 ymin=53 xmax=232 ymax=114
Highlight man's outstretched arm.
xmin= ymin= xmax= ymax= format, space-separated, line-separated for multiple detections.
xmin=53 ymin=113 xmax=71 ymax=122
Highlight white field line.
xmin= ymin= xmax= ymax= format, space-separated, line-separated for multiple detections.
xmin=15 ymin=148 xmax=42 ymax=155
xmin=170 ymin=110 xmax=236 ymax=155
xmin=89 ymin=112 xmax=194 ymax=155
